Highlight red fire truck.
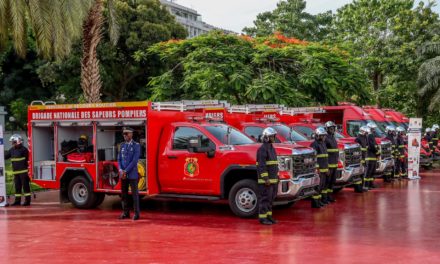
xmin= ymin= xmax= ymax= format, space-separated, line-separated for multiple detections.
xmin=28 ymin=100 xmax=319 ymax=217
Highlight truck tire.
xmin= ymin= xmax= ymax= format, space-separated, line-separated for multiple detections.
xmin=68 ymin=176 xmax=97 ymax=209
xmin=228 ymin=179 xmax=259 ymax=218
xmin=94 ymin=193 xmax=106 ymax=207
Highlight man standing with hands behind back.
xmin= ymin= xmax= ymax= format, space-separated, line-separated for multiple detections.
xmin=118 ymin=127 xmax=141 ymax=220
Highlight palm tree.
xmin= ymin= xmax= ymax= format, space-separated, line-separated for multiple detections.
xmin=0 ymin=0 xmax=92 ymax=59
xmin=418 ymin=42 xmax=440 ymax=111
xmin=81 ymin=0 xmax=119 ymax=103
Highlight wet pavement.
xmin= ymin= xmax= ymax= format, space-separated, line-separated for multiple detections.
xmin=1 ymin=170 xmax=440 ymax=263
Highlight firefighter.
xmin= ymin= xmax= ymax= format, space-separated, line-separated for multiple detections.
xmin=424 ymin=128 xmax=434 ymax=157
xmin=396 ymin=126 xmax=407 ymax=179
xmin=354 ymin=126 xmax=369 ymax=193
xmin=256 ymin=127 xmax=279 ymax=225
xmin=5 ymin=134 xmax=31 ymax=206
xmin=118 ymin=127 xmax=141 ymax=221
xmin=78 ymin=134 xmax=93 ymax=153
xmin=310 ymin=127 xmax=328 ymax=208
xmin=324 ymin=121 xmax=338 ymax=203
xmin=366 ymin=123 xmax=380 ymax=188
xmin=385 ymin=126 xmax=399 ymax=180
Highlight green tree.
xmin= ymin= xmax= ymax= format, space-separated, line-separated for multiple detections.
xmin=418 ymin=41 xmax=440 ymax=113
xmin=0 ymin=0 xmax=92 ymax=59
xmin=140 ymin=32 xmax=370 ymax=106
xmin=243 ymin=0 xmax=332 ymax=41
xmin=331 ymin=0 xmax=439 ymax=116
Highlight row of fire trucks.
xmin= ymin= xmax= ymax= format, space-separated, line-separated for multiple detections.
xmin=27 ymin=100 xmax=420 ymax=217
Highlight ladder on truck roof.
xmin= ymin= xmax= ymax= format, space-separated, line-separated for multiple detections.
xmin=279 ymin=107 xmax=325 ymax=115
xmin=228 ymin=104 xmax=282 ymax=114
xmin=151 ymin=100 xmax=229 ymax=112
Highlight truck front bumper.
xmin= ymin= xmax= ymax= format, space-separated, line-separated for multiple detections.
xmin=276 ymin=173 xmax=320 ymax=201
xmin=335 ymin=164 xmax=364 ymax=187
xmin=375 ymin=158 xmax=394 ymax=177
xmin=420 ymin=156 xmax=433 ymax=167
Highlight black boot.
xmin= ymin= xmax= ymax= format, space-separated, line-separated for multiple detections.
xmin=10 ymin=198 xmax=21 ymax=206
xmin=119 ymin=212 xmax=130 ymax=219
xmin=132 ymin=213 xmax=140 ymax=221
xmin=327 ymin=194 xmax=336 ymax=203
xmin=354 ymin=184 xmax=364 ymax=193
xmin=259 ymin=218 xmax=273 ymax=225
xmin=321 ymin=194 xmax=329 ymax=205
xmin=311 ymin=198 xmax=322 ymax=208
xmin=22 ymin=196 xmax=31 ymax=206
xmin=267 ymin=216 xmax=278 ymax=224
xmin=370 ymin=181 xmax=377 ymax=189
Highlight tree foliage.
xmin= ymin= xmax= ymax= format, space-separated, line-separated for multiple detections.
xmin=243 ymin=0 xmax=332 ymax=41
xmin=418 ymin=41 xmax=440 ymax=112
xmin=139 ymin=32 xmax=370 ymax=106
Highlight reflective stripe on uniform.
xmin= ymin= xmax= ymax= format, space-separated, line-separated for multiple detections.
xmin=259 ymin=213 xmax=268 ymax=219
xmin=12 ymin=169 xmax=28 ymax=175
xmin=269 ymin=179 xmax=279 ymax=184
xmin=319 ymin=168 xmax=329 ymax=173
xmin=11 ymin=157 xmax=26 ymax=162
xmin=327 ymin=149 xmax=339 ymax=152
xmin=361 ymin=160 xmax=366 ymax=164
xmin=321 ymin=189 xmax=327 ymax=194
xmin=399 ymin=145 xmax=405 ymax=148
xmin=366 ymin=157 xmax=377 ymax=161
xmin=353 ymin=180 xmax=363 ymax=185
xmin=258 ymin=179 xmax=279 ymax=184
xmin=361 ymin=148 xmax=367 ymax=151
xmin=266 ymin=160 xmax=278 ymax=165
xmin=267 ymin=211 xmax=272 ymax=216
xmin=15 ymin=194 xmax=22 ymax=197
xmin=260 ymin=172 xmax=268 ymax=177
xmin=317 ymin=154 xmax=329 ymax=158
xmin=400 ymin=155 xmax=405 ymax=158
xmin=328 ymin=164 xmax=338 ymax=168
xmin=312 ymin=194 xmax=321 ymax=199
xmin=23 ymin=193 xmax=31 ymax=197
xmin=327 ymin=189 xmax=333 ymax=193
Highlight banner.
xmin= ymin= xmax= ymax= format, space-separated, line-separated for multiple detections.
xmin=0 ymin=125 xmax=6 ymax=206
xmin=407 ymin=118 xmax=422 ymax=180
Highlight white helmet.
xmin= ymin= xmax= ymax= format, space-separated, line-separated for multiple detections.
xmin=325 ymin=121 xmax=336 ymax=128
xmin=262 ymin=127 xmax=277 ymax=137
xmin=367 ymin=122 xmax=377 ymax=129
xmin=432 ymin=124 xmax=439 ymax=130
xmin=9 ymin=134 xmax=23 ymax=144
xmin=396 ymin=126 xmax=405 ymax=133
xmin=359 ymin=126 xmax=370 ymax=135
xmin=426 ymin=128 xmax=432 ymax=133
xmin=315 ymin=127 xmax=327 ymax=136
xmin=385 ymin=125 xmax=396 ymax=133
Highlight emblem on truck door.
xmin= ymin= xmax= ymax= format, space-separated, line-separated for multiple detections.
xmin=184 ymin=157 xmax=200 ymax=177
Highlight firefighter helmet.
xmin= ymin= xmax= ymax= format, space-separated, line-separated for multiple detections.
xmin=432 ymin=124 xmax=439 ymax=130
xmin=359 ymin=126 xmax=370 ymax=135
xmin=262 ymin=127 xmax=277 ymax=137
xmin=396 ymin=126 xmax=405 ymax=133
xmin=367 ymin=122 xmax=377 ymax=129
xmin=9 ymin=134 xmax=23 ymax=144
xmin=315 ymin=127 xmax=327 ymax=136
xmin=385 ymin=125 xmax=396 ymax=133
xmin=426 ymin=127 xmax=432 ymax=133
xmin=325 ymin=121 xmax=336 ymax=128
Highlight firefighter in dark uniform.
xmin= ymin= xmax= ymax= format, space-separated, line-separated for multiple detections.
xmin=432 ymin=124 xmax=439 ymax=157
xmin=385 ymin=126 xmax=399 ymax=180
xmin=256 ymin=127 xmax=279 ymax=225
xmin=324 ymin=121 xmax=338 ymax=203
xmin=396 ymin=126 xmax=407 ymax=179
xmin=5 ymin=134 xmax=31 ymax=206
xmin=118 ymin=127 xmax=141 ymax=221
xmin=354 ymin=126 xmax=369 ymax=193
xmin=310 ymin=127 xmax=328 ymax=208
xmin=424 ymin=128 xmax=434 ymax=157
xmin=366 ymin=123 xmax=380 ymax=188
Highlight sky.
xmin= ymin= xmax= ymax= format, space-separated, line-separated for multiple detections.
xmin=172 ymin=0 xmax=440 ymax=33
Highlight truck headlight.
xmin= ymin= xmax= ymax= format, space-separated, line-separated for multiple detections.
xmin=339 ymin=150 xmax=345 ymax=163
xmin=277 ymin=156 xmax=292 ymax=172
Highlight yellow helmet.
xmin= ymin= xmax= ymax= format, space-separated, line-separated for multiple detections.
xmin=79 ymin=134 xmax=88 ymax=140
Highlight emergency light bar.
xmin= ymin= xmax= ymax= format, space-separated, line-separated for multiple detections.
xmin=152 ymin=100 xmax=229 ymax=112
xmin=280 ymin=107 xmax=325 ymax=115
xmin=228 ymin=104 xmax=282 ymax=114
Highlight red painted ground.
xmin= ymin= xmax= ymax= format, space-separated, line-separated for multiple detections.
xmin=1 ymin=170 xmax=440 ymax=264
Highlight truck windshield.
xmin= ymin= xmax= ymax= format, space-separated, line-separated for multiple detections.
xmin=347 ymin=120 xmax=385 ymax=137
xmin=271 ymin=125 xmax=308 ymax=142
xmin=204 ymin=125 xmax=254 ymax=145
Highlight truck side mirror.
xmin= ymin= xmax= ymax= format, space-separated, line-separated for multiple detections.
xmin=207 ymin=148 xmax=215 ymax=158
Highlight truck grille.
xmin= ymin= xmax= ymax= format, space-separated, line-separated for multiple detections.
xmin=345 ymin=147 xmax=362 ymax=166
xmin=292 ymin=153 xmax=317 ymax=178
xmin=380 ymin=142 xmax=392 ymax=160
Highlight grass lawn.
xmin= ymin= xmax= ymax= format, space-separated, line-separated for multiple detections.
xmin=5 ymin=160 xmax=43 ymax=195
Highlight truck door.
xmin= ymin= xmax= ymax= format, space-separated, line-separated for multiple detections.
xmin=159 ymin=126 xmax=216 ymax=195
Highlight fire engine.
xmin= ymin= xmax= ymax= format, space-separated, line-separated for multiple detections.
xmin=27 ymin=100 xmax=319 ymax=217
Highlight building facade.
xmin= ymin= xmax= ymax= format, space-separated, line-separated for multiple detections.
xmin=160 ymin=0 xmax=234 ymax=38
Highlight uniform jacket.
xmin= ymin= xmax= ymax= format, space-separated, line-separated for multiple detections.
xmin=311 ymin=139 xmax=328 ymax=173
xmin=325 ymin=134 xmax=339 ymax=168
xmin=118 ymin=140 xmax=141 ymax=180
xmin=386 ymin=134 xmax=399 ymax=158
xmin=5 ymin=145 xmax=29 ymax=175
xmin=396 ymin=135 xmax=406 ymax=157
xmin=256 ymin=142 xmax=279 ymax=185
xmin=355 ymin=134 xmax=368 ymax=164
xmin=367 ymin=133 xmax=379 ymax=159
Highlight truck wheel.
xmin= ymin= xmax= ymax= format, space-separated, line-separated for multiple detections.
xmin=68 ymin=176 xmax=96 ymax=209
xmin=228 ymin=179 xmax=259 ymax=218
xmin=94 ymin=193 xmax=105 ymax=207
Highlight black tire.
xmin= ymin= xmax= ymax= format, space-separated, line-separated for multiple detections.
xmin=332 ymin=187 xmax=344 ymax=194
xmin=228 ymin=179 xmax=259 ymax=218
xmin=94 ymin=193 xmax=106 ymax=207
xmin=68 ymin=176 xmax=97 ymax=209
